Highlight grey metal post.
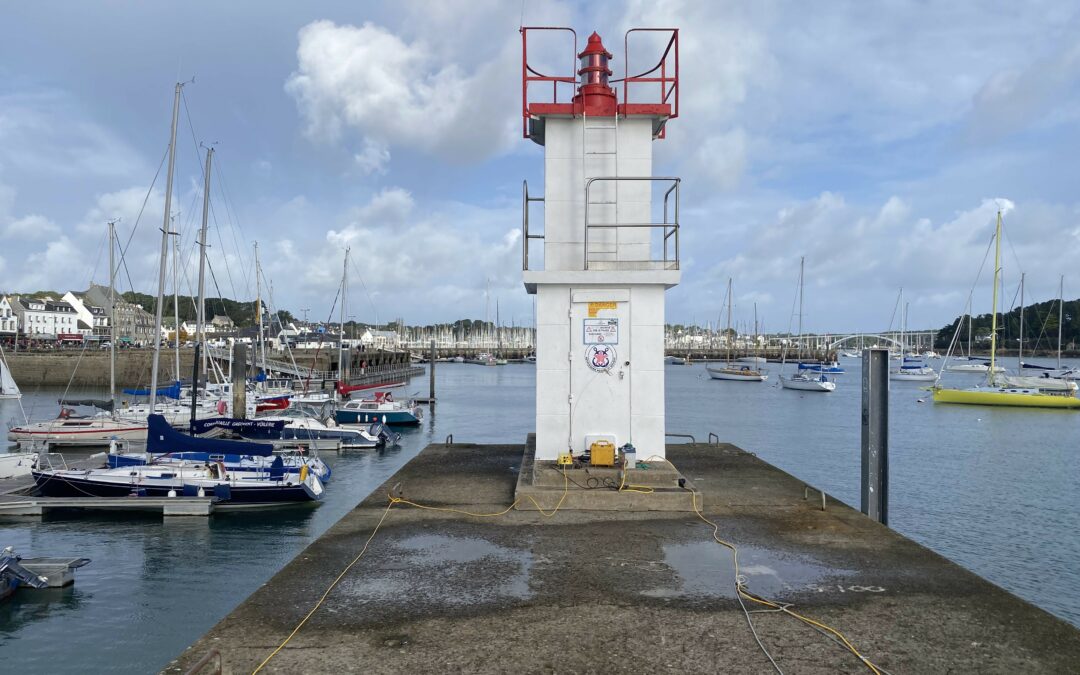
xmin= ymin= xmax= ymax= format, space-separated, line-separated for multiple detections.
xmin=861 ymin=348 xmax=889 ymax=524
xmin=232 ymin=343 xmax=247 ymax=419
xmin=429 ymin=339 xmax=436 ymax=405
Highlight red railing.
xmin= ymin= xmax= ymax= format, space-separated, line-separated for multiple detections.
xmin=616 ymin=28 xmax=679 ymax=138
xmin=520 ymin=27 xmax=577 ymax=139
xmin=520 ymin=27 xmax=679 ymax=140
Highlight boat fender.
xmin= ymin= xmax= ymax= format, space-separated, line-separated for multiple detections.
xmin=385 ymin=392 xmax=393 ymax=402
xmin=217 ymin=400 xmax=227 ymax=415
xmin=299 ymin=464 xmax=309 ymax=482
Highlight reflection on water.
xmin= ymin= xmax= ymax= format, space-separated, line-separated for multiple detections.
xmin=2 ymin=361 xmax=1080 ymax=673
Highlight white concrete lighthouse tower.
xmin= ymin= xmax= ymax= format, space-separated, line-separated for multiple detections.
xmin=521 ymin=28 xmax=681 ymax=463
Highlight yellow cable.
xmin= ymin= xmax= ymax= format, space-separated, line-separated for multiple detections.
xmin=253 ymin=467 xmax=569 ymax=672
xmin=252 ymin=499 xmax=396 ymax=674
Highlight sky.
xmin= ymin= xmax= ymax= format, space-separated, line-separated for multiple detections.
xmin=2 ymin=1 xmax=1080 ymax=335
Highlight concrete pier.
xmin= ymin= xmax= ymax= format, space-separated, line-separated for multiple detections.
xmin=169 ymin=440 xmax=1080 ymax=673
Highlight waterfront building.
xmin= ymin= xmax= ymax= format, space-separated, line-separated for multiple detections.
xmin=81 ymin=283 xmax=156 ymax=345
xmin=62 ymin=291 xmax=109 ymax=339
xmin=0 ymin=296 xmax=18 ymax=337
xmin=210 ymin=314 xmax=236 ymax=331
xmin=11 ymin=295 xmax=81 ymax=339
xmin=359 ymin=328 xmax=400 ymax=349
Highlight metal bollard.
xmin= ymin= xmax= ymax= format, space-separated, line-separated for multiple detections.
xmin=861 ymin=348 xmax=889 ymax=525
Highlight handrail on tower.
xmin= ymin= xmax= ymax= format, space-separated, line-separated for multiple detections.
xmin=584 ymin=177 xmax=680 ymax=271
xmin=520 ymin=27 xmax=578 ymax=139
xmin=522 ymin=180 xmax=546 ymax=271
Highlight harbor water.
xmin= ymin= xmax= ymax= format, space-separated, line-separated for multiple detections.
xmin=2 ymin=360 xmax=1079 ymax=673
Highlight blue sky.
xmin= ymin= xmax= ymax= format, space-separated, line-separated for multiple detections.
xmin=2 ymin=1 xmax=1079 ymax=334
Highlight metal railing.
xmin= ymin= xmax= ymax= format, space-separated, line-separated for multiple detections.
xmin=522 ymin=180 xmax=545 ymax=271
xmin=618 ymin=28 xmax=679 ymax=138
xmin=584 ymin=177 xmax=680 ymax=270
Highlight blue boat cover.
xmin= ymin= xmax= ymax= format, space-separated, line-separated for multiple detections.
xmin=123 ymin=381 xmax=182 ymax=399
xmin=147 ymin=414 xmax=275 ymax=457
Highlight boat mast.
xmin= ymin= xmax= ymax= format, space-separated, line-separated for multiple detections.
xmin=196 ymin=146 xmax=213 ymax=383
xmin=1018 ymin=271 xmax=1025 ymax=370
xmin=150 ymin=82 xmax=183 ymax=414
xmin=108 ymin=219 xmax=117 ymax=412
xmin=172 ymin=218 xmax=180 ymax=382
xmin=1058 ymin=275 xmax=1065 ymax=371
xmin=989 ymin=211 xmax=1002 ymax=384
xmin=797 ymin=256 xmax=804 ymax=361
xmin=339 ymin=248 xmax=349 ymax=384
xmin=255 ymin=242 xmax=266 ymax=376
xmin=726 ymin=278 xmax=733 ymax=365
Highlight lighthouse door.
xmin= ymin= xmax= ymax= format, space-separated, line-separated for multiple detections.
xmin=568 ymin=289 xmax=631 ymax=454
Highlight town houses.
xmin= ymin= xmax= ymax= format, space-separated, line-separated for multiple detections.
xmin=0 ymin=285 xmax=156 ymax=347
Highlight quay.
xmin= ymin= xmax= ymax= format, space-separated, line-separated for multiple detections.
xmin=169 ymin=439 xmax=1080 ymax=673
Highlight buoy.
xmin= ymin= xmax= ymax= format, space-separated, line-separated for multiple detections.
xmin=197 ymin=487 xmax=205 ymax=497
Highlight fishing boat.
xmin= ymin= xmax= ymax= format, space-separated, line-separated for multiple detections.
xmin=706 ymin=280 xmax=767 ymax=382
xmin=779 ymin=257 xmax=836 ymax=393
xmin=0 ymin=347 xmax=20 ymax=399
xmin=933 ymin=211 xmax=1080 ymax=409
xmin=335 ymin=391 xmax=423 ymax=426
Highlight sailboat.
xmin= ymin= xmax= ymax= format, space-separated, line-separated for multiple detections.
xmin=0 ymin=344 xmax=20 ymax=399
xmin=945 ymin=299 xmax=1004 ymax=373
xmin=933 ymin=211 xmax=1080 ymax=409
xmin=706 ymin=279 xmax=767 ymax=381
xmin=1016 ymin=276 xmax=1079 ymax=382
xmin=780 ymin=257 xmax=836 ymax=392
xmin=890 ymin=293 xmax=937 ymax=381
xmin=7 ymin=222 xmax=151 ymax=445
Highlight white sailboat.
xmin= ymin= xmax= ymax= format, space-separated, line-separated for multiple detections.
xmin=890 ymin=293 xmax=936 ymax=382
xmin=0 ymin=344 xmax=20 ymax=399
xmin=997 ymin=273 xmax=1077 ymax=392
xmin=707 ymin=279 xmax=767 ymax=381
xmin=779 ymin=258 xmax=836 ymax=392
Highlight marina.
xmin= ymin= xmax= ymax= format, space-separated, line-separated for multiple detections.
xmin=3 ymin=5 xmax=1080 ymax=675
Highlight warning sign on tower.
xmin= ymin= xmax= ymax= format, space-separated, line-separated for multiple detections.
xmin=583 ymin=318 xmax=619 ymax=345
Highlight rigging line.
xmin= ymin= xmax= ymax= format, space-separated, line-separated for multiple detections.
xmin=211 ymin=155 xmax=254 ymax=298
xmin=939 ymin=233 xmax=996 ymax=367
xmin=117 ymin=145 xmax=170 ymax=277
xmin=349 ymin=257 xmax=382 ymax=325
xmin=180 ymin=88 xmax=249 ymax=301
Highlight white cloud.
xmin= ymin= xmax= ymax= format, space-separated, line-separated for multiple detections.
xmin=353 ymin=139 xmax=391 ymax=175
xmin=3 ymin=214 xmax=60 ymax=240
xmin=285 ymin=19 xmax=520 ymax=163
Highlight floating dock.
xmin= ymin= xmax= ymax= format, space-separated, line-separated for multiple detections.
xmin=168 ymin=439 xmax=1080 ymax=673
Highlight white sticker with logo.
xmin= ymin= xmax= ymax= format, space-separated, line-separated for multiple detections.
xmin=585 ymin=345 xmax=617 ymax=372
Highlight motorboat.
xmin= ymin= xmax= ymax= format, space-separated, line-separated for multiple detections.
xmin=890 ymin=362 xmax=937 ymax=381
xmin=0 ymin=452 xmax=36 ymax=479
xmin=335 ymin=391 xmax=422 ymax=426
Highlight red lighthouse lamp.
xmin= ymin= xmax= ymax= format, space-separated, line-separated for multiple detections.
xmin=574 ymin=32 xmax=617 ymax=116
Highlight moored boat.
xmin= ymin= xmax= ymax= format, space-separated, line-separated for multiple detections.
xmin=335 ymin=391 xmax=422 ymax=426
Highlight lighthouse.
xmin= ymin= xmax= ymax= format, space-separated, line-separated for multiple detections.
xmin=521 ymin=28 xmax=680 ymax=462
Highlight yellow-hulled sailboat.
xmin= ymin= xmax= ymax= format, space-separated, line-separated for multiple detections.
xmin=933 ymin=211 xmax=1080 ymax=409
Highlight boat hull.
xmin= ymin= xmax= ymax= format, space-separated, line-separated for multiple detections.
xmin=780 ymin=376 xmax=836 ymax=392
xmin=334 ymin=410 xmax=420 ymax=426
xmin=7 ymin=423 xmax=148 ymax=444
xmin=31 ymin=471 xmax=322 ymax=502
xmin=706 ymin=367 xmax=767 ymax=382
xmin=932 ymin=388 xmax=1080 ymax=409
xmin=890 ymin=371 xmax=937 ymax=382
xmin=0 ymin=453 xmax=35 ymax=479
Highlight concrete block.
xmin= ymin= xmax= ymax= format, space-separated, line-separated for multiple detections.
xmin=163 ymin=499 xmax=213 ymax=517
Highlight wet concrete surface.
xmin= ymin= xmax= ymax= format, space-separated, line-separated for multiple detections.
xmin=167 ymin=441 xmax=1080 ymax=673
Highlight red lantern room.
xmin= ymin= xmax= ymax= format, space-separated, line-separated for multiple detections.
xmin=574 ymin=32 xmax=617 ymax=116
